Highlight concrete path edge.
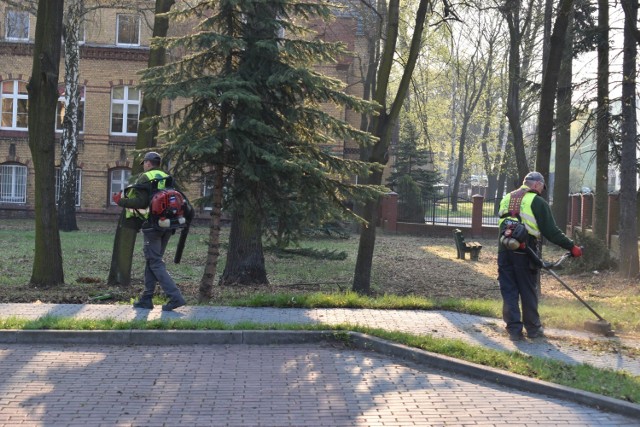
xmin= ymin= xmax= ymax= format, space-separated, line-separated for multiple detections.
xmin=0 ymin=329 xmax=638 ymax=419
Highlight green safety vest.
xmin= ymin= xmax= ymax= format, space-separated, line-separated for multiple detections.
xmin=124 ymin=169 xmax=169 ymax=219
xmin=498 ymin=185 xmax=541 ymax=239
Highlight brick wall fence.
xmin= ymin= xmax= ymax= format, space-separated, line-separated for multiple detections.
xmin=379 ymin=192 xmax=629 ymax=253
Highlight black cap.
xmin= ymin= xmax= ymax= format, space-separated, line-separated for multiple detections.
xmin=524 ymin=171 xmax=546 ymax=189
xmin=140 ymin=151 xmax=161 ymax=165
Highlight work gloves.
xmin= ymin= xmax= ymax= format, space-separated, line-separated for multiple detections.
xmin=112 ymin=191 xmax=122 ymax=205
xmin=570 ymin=245 xmax=583 ymax=258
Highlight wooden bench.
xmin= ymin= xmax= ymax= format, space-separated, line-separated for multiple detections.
xmin=453 ymin=229 xmax=482 ymax=261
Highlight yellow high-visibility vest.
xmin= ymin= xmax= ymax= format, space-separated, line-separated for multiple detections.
xmin=124 ymin=170 xmax=169 ymax=219
xmin=498 ymin=186 xmax=540 ymax=239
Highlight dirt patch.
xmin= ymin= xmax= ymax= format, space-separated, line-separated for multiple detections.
xmin=370 ymin=234 xmax=635 ymax=302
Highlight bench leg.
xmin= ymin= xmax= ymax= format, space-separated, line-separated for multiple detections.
xmin=470 ymin=249 xmax=480 ymax=261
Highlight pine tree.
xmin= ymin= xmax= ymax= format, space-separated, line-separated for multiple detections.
xmin=138 ymin=0 xmax=382 ymax=289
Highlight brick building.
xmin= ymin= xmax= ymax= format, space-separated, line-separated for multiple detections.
xmin=0 ymin=2 xmax=368 ymax=219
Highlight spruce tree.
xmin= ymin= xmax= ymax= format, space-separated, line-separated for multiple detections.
xmin=387 ymin=121 xmax=440 ymax=198
xmin=138 ymin=0 xmax=382 ymax=288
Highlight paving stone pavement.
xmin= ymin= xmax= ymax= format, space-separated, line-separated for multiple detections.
xmin=0 ymin=303 xmax=639 ymax=426
xmin=0 ymin=342 xmax=637 ymax=427
xmin=1 ymin=303 xmax=639 ymax=376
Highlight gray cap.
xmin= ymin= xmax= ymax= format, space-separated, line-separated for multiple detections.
xmin=140 ymin=151 xmax=161 ymax=165
xmin=523 ymin=171 xmax=546 ymax=189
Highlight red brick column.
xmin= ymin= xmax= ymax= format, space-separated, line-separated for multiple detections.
xmin=472 ymin=194 xmax=484 ymax=237
xmin=581 ymin=193 xmax=593 ymax=229
xmin=570 ymin=195 xmax=581 ymax=229
xmin=380 ymin=192 xmax=398 ymax=233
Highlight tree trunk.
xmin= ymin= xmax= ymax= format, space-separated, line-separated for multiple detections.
xmin=58 ymin=0 xmax=83 ymax=232
xmin=27 ymin=0 xmax=65 ymax=286
xmin=618 ymin=0 xmax=639 ymax=277
xmin=107 ymin=0 xmax=175 ymax=286
xmin=541 ymin=0 xmax=554 ymax=77
xmin=199 ymin=166 xmax=224 ymax=300
xmin=535 ymin=0 xmax=574 ymax=182
xmin=451 ymin=119 xmax=470 ymax=211
xmin=502 ymin=0 xmax=528 ymax=178
xmin=481 ymin=94 xmax=498 ymax=201
xmin=353 ymin=0 xmax=430 ymax=294
xmin=593 ymin=0 xmax=610 ymax=243
xmin=107 ymin=210 xmax=138 ymax=286
xmin=353 ymin=171 xmax=383 ymax=294
xmin=220 ymin=200 xmax=268 ymax=286
xmin=551 ymin=10 xmax=574 ymax=232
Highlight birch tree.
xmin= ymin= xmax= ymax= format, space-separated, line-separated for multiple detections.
xmin=58 ymin=0 xmax=84 ymax=232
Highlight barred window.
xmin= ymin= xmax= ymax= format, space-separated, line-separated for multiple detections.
xmin=0 ymin=163 xmax=27 ymax=204
xmin=55 ymin=168 xmax=82 ymax=206
xmin=5 ymin=10 xmax=29 ymax=41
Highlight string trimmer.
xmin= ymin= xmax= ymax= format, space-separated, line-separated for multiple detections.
xmin=527 ymin=247 xmax=615 ymax=337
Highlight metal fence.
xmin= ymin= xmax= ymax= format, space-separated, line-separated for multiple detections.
xmin=398 ymin=194 xmax=502 ymax=227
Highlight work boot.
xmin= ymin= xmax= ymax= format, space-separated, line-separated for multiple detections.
xmin=133 ymin=298 xmax=154 ymax=309
xmin=508 ymin=330 xmax=524 ymax=341
xmin=527 ymin=327 xmax=545 ymax=339
xmin=162 ymin=298 xmax=186 ymax=311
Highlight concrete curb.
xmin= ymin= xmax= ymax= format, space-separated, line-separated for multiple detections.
xmin=346 ymin=332 xmax=640 ymax=420
xmin=1 ymin=329 xmax=638 ymax=419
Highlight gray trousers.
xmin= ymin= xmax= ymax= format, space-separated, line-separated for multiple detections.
xmin=140 ymin=229 xmax=184 ymax=302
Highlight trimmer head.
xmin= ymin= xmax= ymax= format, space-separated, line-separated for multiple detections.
xmin=584 ymin=319 xmax=615 ymax=337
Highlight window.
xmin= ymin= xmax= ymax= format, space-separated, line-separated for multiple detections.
xmin=110 ymin=86 xmax=140 ymax=135
xmin=55 ymin=168 xmax=82 ymax=206
xmin=202 ymin=177 xmax=214 ymax=211
xmin=5 ymin=10 xmax=29 ymax=41
xmin=0 ymin=163 xmax=27 ymax=203
xmin=1 ymin=80 xmax=28 ymax=130
xmin=116 ymin=14 xmax=140 ymax=46
xmin=110 ymin=168 xmax=131 ymax=205
xmin=62 ymin=22 xmax=85 ymax=45
xmin=56 ymin=85 xmax=85 ymax=132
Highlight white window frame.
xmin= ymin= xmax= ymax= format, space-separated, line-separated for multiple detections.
xmin=56 ymin=85 xmax=85 ymax=133
xmin=116 ymin=14 xmax=140 ymax=46
xmin=0 ymin=163 xmax=27 ymax=204
xmin=55 ymin=168 xmax=82 ymax=206
xmin=1 ymin=80 xmax=28 ymax=130
xmin=110 ymin=168 xmax=131 ymax=205
xmin=5 ymin=10 xmax=29 ymax=41
xmin=110 ymin=86 xmax=140 ymax=136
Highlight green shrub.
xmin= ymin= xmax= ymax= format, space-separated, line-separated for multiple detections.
xmin=566 ymin=231 xmax=615 ymax=273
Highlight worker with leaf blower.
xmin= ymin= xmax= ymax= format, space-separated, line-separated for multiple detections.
xmin=112 ymin=151 xmax=191 ymax=312
xmin=497 ymin=171 xmax=583 ymax=341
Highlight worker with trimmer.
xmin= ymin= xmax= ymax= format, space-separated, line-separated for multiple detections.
xmin=497 ymin=171 xmax=583 ymax=342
